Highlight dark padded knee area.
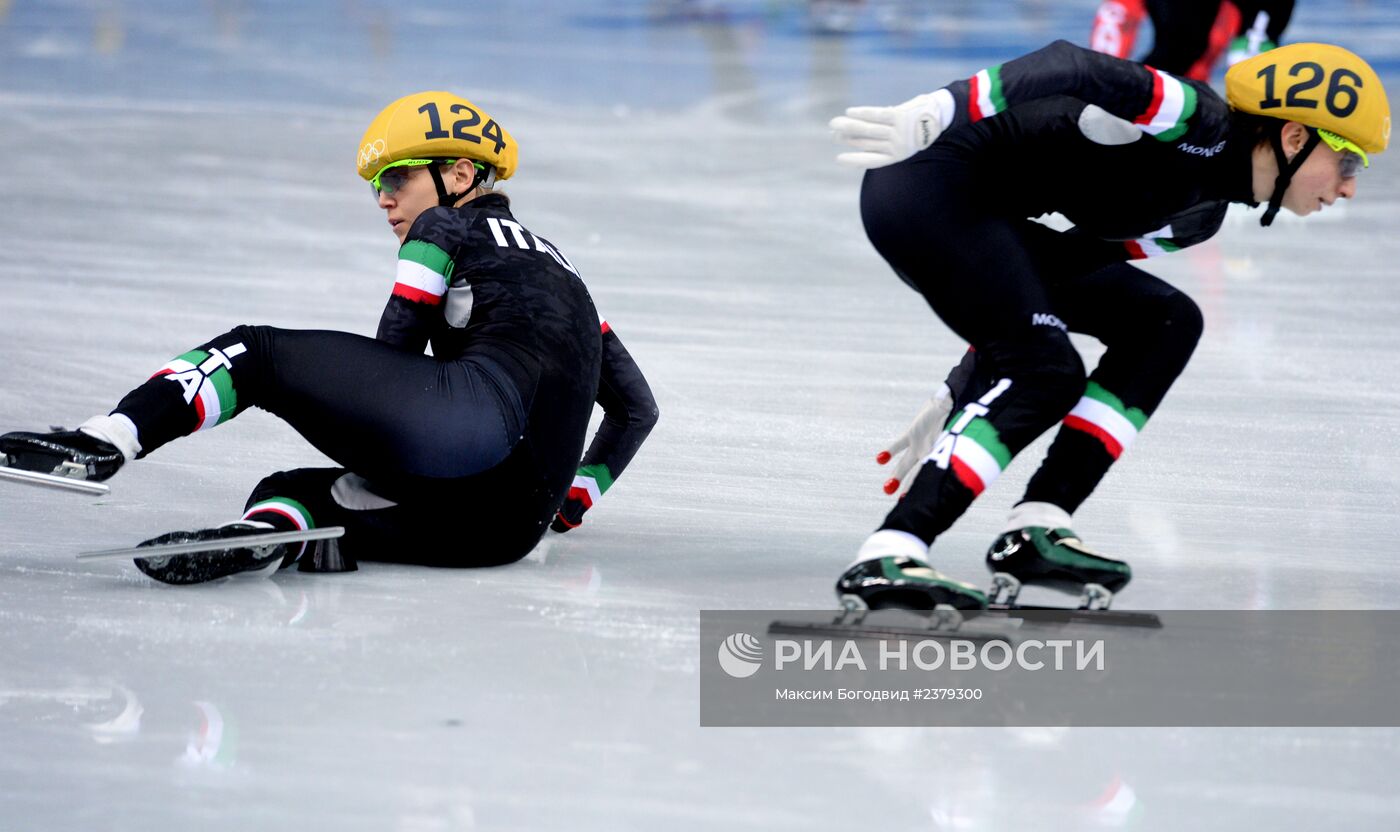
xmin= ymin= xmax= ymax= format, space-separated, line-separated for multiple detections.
xmin=979 ymin=331 xmax=1086 ymax=419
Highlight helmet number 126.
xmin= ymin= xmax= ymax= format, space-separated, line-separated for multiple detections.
xmin=1256 ymin=62 xmax=1363 ymax=118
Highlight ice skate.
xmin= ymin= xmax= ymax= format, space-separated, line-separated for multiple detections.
xmin=985 ymin=526 xmax=1131 ymax=610
xmin=981 ymin=502 xmax=1130 ymax=612
xmin=132 ymin=521 xmax=295 ymax=586
xmin=0 ymin=415 xmax=139 ymax=483
xmin=835 ymin=530 xmax=988 ymax=612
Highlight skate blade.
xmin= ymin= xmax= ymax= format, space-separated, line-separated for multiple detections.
xmin=0 ymin=465 xmax=109 ymax=496
xmin=769 ymin=609 xmax=1006 ymax=642
xmin=982 ymin=604 xmax=1162 ymax=629
xmin=77 ymin=527 xmax=345 ymax=560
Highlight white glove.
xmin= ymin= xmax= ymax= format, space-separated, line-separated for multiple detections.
xmin=876 ymin=383 xmax=953 ymax=496
xmin=829 ymin=89 xmax=954 ymax=169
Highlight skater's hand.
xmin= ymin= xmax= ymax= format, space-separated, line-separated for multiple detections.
xmin=877 ymin=384 xmax=953 ymax=496
xmin=550 ymin=495 xmax=589 ymax=534
xmin=829 ymin=89 xmax=953 ymax=169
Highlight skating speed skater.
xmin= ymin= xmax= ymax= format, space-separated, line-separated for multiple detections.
xmin=829 ymin=40 xmax=1388 ymax=613
xmin=2 ymin=91 xmax=658 ymax=584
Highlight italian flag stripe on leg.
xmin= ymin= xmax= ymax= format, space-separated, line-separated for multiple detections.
xmin=969 ymin=65 xmax=1005 ymax=122
xmin=394 ymin=239 xmax=453 ymax=306
xmin=206 ymin=365 xmax=237 ymax=427
xmin=244 ymin=497 xmax=314 ymax=562
xmin=1133 ymin=68 xmax=1197 ymax=141
xmin=950 ymin=418 xmax=1012 ymax=496
xmin=244 ymin=498 xmax=314 ymax=530
xmin=153 ymin=352 xmax=236 ymax=433
xmin=1064 ymin=382 xmax=1147 ymax=459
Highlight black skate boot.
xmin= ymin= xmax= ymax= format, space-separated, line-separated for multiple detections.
xmin=837 ymin=556 xmax=989 ymax=611
xmin=2 ymin=415 xmax=138 ymax=482
xmin=985 ymin=527 xmax=1131 ymax=610
xmin=837 ymin=531 xmax=987 ymax=611
xmin=1 ymin=429 xmax=125 ymax=482
xmin=134 ymin=521 xmax=294 ymax=586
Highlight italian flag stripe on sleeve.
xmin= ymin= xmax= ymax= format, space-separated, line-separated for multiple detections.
xmin=394 ymin=240 xmax=452 ymax=305
xmin=1063 ymin=382 xmax=1148 ymax=459
xmin=950 ymin=417 xmax=1012 ymax=496
xmin=1133 ymin=68 xmax=1197 ymax=142
xmin=1123 ymin=223 xmax=1180 ymax=260
xmin=968 ymin=65 xmax=1006 ymax=122
xmin=568 ymin=463 xmax=615 ymax=508
xmin=1124 ymin=236 xmax=1181 ymax=259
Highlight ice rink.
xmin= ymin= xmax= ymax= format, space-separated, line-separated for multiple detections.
xmin=3 ymin=0 xmax=1400 ymax=828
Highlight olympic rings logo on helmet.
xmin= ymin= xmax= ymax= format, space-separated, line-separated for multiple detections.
xmin=358 ymin=139 xmax=387 ymax=171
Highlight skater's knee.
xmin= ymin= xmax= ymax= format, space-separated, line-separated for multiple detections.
xmin=225 ymin=324 xmax=278 ymax=353
xmin=1157 ymin=291 xmax=1204 ymax=351
xmin=246 ymin=467 xmax=343 ymax=514
xmin=991 ymin=333 xmax=1086 ymax=412
xmin=1109 ymin=291 xmax=1203 ymax=355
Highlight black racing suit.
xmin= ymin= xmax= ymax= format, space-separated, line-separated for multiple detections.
xmin=109 ymin=193 xmax=655 ymax=566
xmin=863 ymin=40 xmax=1259 ymax=545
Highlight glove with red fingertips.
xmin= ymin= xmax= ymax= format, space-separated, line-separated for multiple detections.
xmin=877 ymin=384 xmax=953 ymax=497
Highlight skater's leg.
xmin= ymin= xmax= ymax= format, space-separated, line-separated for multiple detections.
xmin=839 ymin=161 xmax=1091 ymax=610
xmin=131 ymin=466 xmax=349 ymax=584
xmin=240 ymin=467 xmax=349 ymax=566
xmin=878 ymin=328 xmax=1084 ymax=543
xmin=978 ymin=261 xmax=1202 ymax=604
xmin=245 ymin=466 xmax=530 ymax=568
xmin=1090 ymin=0 xmax=1148 ymax=59
xmin=1141 ymin=0 xmax=1221 ymax=76
xmin=861 ymin=161 xmax=1089 ymax=546
xmin=1019 ymin=262 xmax=1204 ymax=515
xmin=104 ymin=325 xmax=521 ymax=484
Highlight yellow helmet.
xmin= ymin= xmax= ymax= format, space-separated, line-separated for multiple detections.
xmin=1226 ymin=43 xmax=1390 ymax=158
xmin=355 ymin=91 xmax=519 ymax=182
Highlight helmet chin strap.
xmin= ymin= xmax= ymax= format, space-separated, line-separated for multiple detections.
xmin=427 ymin=164 xmax=477 ymax=208
xmin=1261 ymin=128 xmax=1322 ymax=227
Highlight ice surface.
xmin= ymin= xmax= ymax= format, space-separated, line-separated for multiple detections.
xmin=3 ymin=1 xmax=1400 ymax=829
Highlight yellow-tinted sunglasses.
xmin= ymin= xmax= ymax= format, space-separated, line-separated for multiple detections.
xmin=1317 ymin=129 xmax=1367 ymax=178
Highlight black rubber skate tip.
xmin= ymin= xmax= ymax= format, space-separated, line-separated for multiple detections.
xmin=298 ymin=536 xmax=357 ymax=573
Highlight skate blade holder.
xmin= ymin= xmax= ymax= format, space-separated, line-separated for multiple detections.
xmin=54 ymin=461 xmax=92 ymax=480
xmin=837 ymin=594 xmax=870 ymax=627
xmin=989 ymin=572 xmax=1115 ymax=611
xmin=1078 ymin=583 xmax=1113 ymax=611
xmin=837 ymin=595 xmax=963 ymax=632
xmin=989 ymin=572 xmax=1023 ymax=606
